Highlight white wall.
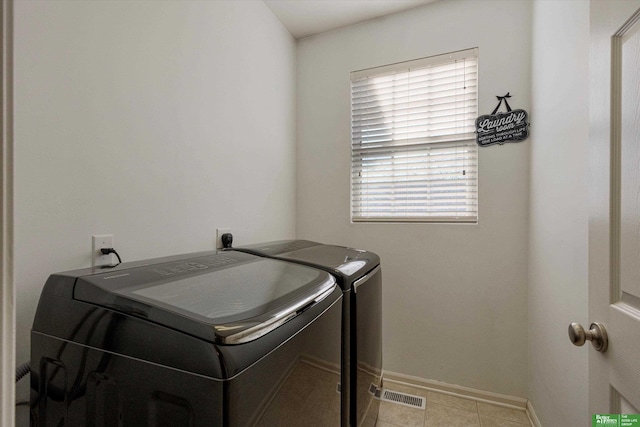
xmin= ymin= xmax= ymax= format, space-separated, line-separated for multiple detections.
xmin=296 ymin=0 xmax=531 ymax=397
xmin=10 ymin=0 xmax=595 ymax=421
xmin=528 ymin=1 xmax=590 ymax=425
xmin=13 ymin=0 xmax=295 ymax=403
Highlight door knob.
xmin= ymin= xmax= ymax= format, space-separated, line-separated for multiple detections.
xmin=568 ymin=322 xmax=608 ymax=352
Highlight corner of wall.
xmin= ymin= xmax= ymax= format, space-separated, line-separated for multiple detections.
xmin=527 ymin=0 xmax=590 ymax=424
xmin=1 ymin=0 xmax=16 ymax=424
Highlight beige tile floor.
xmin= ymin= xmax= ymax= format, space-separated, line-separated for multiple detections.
xmin=16 ymin=360 xmax=533 ymax=427
xmin=377 ymin=382 xmax=533 ymax=427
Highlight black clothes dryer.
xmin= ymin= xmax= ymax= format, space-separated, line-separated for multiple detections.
xmin=30 ymin=250 xmax=345 ymax=426
xmin=233 ymin=240 xmax=382 ymax=427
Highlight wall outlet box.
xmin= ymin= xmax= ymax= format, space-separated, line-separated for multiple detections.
xmin=216 ymin=228 xmax=231 ymax=249
xmin=92 ymin=234 xmax=113 ymax=268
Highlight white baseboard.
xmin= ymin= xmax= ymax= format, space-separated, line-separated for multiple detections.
xmin=383 ymin=370 xmax=540 ymax=426
xmin=383 ymin=370 xmax=527 ymax=409
xmin=527 ymin=400 xmax=542 ymax=427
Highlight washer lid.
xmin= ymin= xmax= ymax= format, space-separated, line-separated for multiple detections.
xmin=74 ymin=252 xmax=337 ymax=344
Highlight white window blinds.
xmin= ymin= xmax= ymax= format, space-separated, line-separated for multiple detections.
xmin=350 ymin=48 xmax=478 ymax=223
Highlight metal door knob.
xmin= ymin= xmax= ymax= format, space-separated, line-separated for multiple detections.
xmin=568 ymin=322 xmax=608 ymax=352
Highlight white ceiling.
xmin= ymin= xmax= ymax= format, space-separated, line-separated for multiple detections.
xmin=263 ymin=0 xmax=438 ymax=39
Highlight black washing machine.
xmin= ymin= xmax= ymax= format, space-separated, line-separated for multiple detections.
xmin=232 ymin=240 xmax=382 ymax=427
xmin=30 ymin=250 xmax=345 ymax=426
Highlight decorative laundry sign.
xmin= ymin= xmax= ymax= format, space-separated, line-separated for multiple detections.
xmin=475 ymin=93 xmax=530 ymax=147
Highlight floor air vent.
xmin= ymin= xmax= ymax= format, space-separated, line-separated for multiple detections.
xmin=380 ymin=389 xmax=426 ymax=409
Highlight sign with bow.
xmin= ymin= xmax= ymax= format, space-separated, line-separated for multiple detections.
xmin=475 ymin=93 xmax=530 ymax=147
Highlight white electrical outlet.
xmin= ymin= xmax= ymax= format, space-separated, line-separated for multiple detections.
xmin=92 ymin=234 xmax=113 ymax=268
xmin=216 ymin=228 xmax=231 ymax=249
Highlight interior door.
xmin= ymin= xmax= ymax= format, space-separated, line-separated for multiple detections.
xmin=589 ymin=0 xmax=640 ymax=417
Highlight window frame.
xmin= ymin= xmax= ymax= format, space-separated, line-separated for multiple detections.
xmin=350 ymin=48 xmax=479 ymax=224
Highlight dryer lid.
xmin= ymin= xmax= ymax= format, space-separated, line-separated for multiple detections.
xmin=73 ymin=251 xmax=337 ymax=344
xmin=238 ymin=240 xmax=380 ymax=283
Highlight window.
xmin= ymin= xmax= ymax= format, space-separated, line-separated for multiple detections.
xmin=350 ymin=48 xmax=478 ymax=223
